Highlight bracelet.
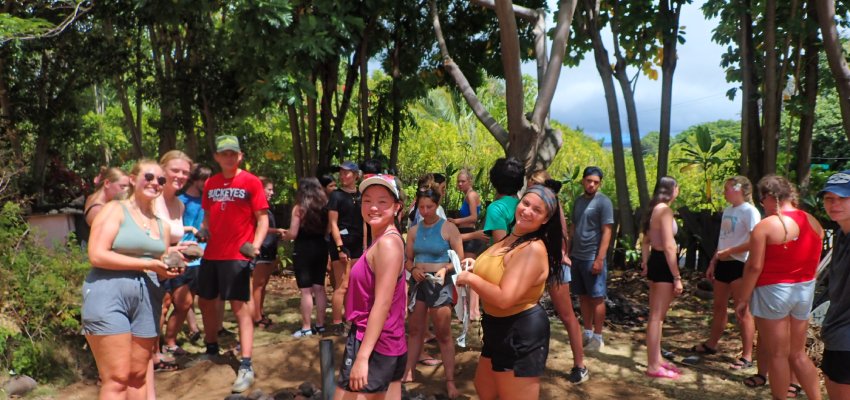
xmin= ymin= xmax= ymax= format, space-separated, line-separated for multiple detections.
xmin=673 ymin=276 xmax=682 ymax=281
xmin=336 ymin=245 xmax=344 ymax=252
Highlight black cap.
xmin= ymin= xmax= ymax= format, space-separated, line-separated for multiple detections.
xmin=583 ymin=166 xmax=604 ymax=179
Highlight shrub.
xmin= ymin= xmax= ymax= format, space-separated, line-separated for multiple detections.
xmin=0 ymin=201 xmax=89 ymax=381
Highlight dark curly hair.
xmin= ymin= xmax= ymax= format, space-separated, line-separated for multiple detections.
xmin=490 ymin=157 xmax=525 ymax=196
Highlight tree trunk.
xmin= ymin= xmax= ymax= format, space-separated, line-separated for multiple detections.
xmin=584 ymin=0 xmax=635 ymax=238
xmin=114 ymin=78 xmax=144 ymax=158
xmin=740 ymin=0 xmax=763 ymax=183
xmin=390 ymin=32 xmax=402 ymax=173
xmin=359 ymin=36 xmax=371 ymax=159
xmin=613 ymin=59 xmax=650 ymax=209
xmin=287 ymin=104 xmax=306 ymax=179
xmin=0 ymin=52 xmax=21 ymax=160
xmin=815 ymin=0 xmax=850 ymax=142
xmin=656 ymin=0 xmax=683 ymax=180
xmin=319 ymin=61 xmax=337 ymax=169
xmin=307 ymin=75 xmax=318 ymax=176
xmin=797 ymin=1 xmax=819 ymax=190
xmin=199 ymin=91 xmax=218 ymax=155
xmin=333 ymin=51 xmax=360 ymax=162
xmin=762 ymin=0 xmax=779 ymax=175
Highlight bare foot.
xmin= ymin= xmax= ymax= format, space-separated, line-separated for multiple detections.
xmin=447 ymin=380 xmax=459 ymax=399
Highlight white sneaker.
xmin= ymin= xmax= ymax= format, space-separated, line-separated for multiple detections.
xmin=581 ymin=331 xmax=593 ymax=347
xmin=232 ymin=366 xmax=255 ymax=393
xmin=292 ymin=328 xmax=313 ymax=338
xmin=584 ymin=336 xmax=604 ymax=352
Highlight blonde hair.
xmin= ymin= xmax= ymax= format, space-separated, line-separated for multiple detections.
xmin=724 ymin=175 xmax=754 ymax=203
xmin=128 ymin=159 xmax=161 ymax=197
xmin=528 ymin=169 xmax=552 ymax=187
xmin=95 ymin=167 xmax=127 ymax=190
xmin=159 ymin=150 xmax=193 ymax=168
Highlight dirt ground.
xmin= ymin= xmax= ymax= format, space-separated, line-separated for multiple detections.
xmin=49 ymin=269 xmax=829 ymax=400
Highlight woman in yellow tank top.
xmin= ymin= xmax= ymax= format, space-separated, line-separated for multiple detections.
xmin=457 ymin=185 xmax=564 ymax=400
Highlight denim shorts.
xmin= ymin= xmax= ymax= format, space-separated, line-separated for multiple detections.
xmin=82 ymin=268 xmax=163 ymax=338
xmin=569 ymin=258 xmax=607 ymax=297
xmin=750 ymin=280 xmax=815 ymax=320
xmin=561 ymin=263 xmax=572 ymax=283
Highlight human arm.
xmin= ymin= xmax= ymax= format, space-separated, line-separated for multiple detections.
xmin=87 ymin=202 xmax=176 ymax=279
xmin=405 ymin=226 xmax=425 ymax=282
xmin=658 ymin=206 xmax=683 ymax=295
xmin=640 ymin=232 xmax=650 ymax=276
xmin=349 ymin=235 xmax=405 ymax=391
xmin=327 ymin=210 xmax=349 ymax=262
xmin=735 ymin=221 xmax=768 ymax=319
xmin=252 ymin=210 xmax=269 ymax=256
xmin=457 ymin=242 xmax=548 ymax=310
xmin=435 ymin=221 xmax=465 ymax=280
xmin=460 ymin=229 xmax=489 ymax=242
xmin=449 ymin=191 xmax=481 ymax=226
xmin=280 ymin=205 xmax=302 ymax=241
xmin=592 ymin=224 xmax=613 ymax=275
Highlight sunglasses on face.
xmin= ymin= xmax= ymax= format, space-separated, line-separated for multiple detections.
xmin=144 ymin=172 xmax=167 ymax=186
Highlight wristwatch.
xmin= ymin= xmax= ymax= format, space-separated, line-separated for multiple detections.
xmin=336 ymin=245 xmax=344 ymax=253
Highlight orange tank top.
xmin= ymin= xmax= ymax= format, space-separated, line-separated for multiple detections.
xmin=473 ymin=248 xmax=546 ymax=317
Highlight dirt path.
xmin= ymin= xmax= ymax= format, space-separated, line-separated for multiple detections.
xmin=53 ymin=271 xmax=826 ymax=399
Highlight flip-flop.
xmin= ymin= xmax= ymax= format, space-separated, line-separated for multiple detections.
xmin=418 ymin=357 xmax=442 ymax=366
xmin=154 ymin=359 xmax=178 ymax=372
xmin=690 ymin=342 xmax=718 ymax=355
xmin=646 ymin=367 xmax=679 ymax=380
xmin=788 ymin=383 xmax=802 ymax=398
xmin=743 ymin=373 xmax=767 ymax=388
xmin=730 ymin=357 xmax=753 ymax=370
xmin=662 ymin=362 xmax=682 ymax=374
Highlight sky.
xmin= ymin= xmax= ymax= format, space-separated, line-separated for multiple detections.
xmin=538 ymin=0 xmax=740 ymax=143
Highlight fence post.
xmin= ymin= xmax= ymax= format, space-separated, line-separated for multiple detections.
xmin=320 ymin=339 xmax=335 ymax=400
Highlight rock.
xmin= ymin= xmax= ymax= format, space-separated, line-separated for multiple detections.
xmin=298 ymin=381 xmax=318 ymax=397
xmin=271 ymin=390 xmax=295 ymax=400
xmin=239 ymin=242 xmax=256 ymax=258
xmin=4 ymin=375 xmax=37 ymax=396
xmin=694 ymin=288 xmax=714 ymax=300
xmin=163 ymin=252 xmax=186 ymax=271
xmin=181 ymin=243 xmax=204 ymax=260
xmin=697 ymin=279 xmax=714 ymax=292
xmin=247 ymin=389 xmax=269 ymax=400
xmin=294 ymin=395 xmax=309 ymax=400
xmin=224 ymin=395 xmax=249 ymax=400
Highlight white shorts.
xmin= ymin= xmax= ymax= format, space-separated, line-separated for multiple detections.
xmin=750 ymin=280 xmax=816 ymax=321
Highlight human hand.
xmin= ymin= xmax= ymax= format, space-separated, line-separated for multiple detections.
xmin=706 ymin=264 xmax=715 ymax=281
xmin=640 ymin=261 xmax=648 ymax=277
xmin=591 ymin=258 xmax=603 ymax=275
xmin=716 ymin=248 xmax=730 ymax=259
xmin=673 ymin=279 xmax=684 ymax=296
xmin=435 ymin=267 xmax=447 ymax=280
xmin=461 ymin=258 xmax=475 ymax=272
xmin=147 ymin=259 xmax=180 ymax=279
xmin=561 ymin=253 xmax=572 ymax=267
xmin=734 ymin=301 xmax=749 ymax=321
xmin=457 ymin=270 xmax=474 ymax=286
xmin=411 ymin=267 xmax=426 ymax=282
xmin=349 ymin=357 xmax=369 ymax=392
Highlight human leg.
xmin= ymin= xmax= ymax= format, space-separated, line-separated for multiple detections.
xmin=755 ymin=317 xmax=791 ymax=400
xmin=788 ymin=317 xmax=821 ymax=400
xmin=313 ymin=285 xmax=328 ymax=328
xmin=646 ymin=282 xmax=675 ymax=374
xmin=164 ymin=284 xmax=194 ymax=348
xmin=251 ymin=261 xmax=275 ymax=324
xmin=706 ymin=280 xmax=731 ymax=350
xmin=549 ymin=282 xmax=585 ymax=370
xmin=492 ymin=372 xmax=540 ymax=400
xmin=729 ymin=278 xmax=754 ymax=362
xmin=298 ymin=287 xmax=314 ymax=331
xmin=402 ymin=301 xmax=429 ymax=382
xmin=331 ymin=259 xmax=351 ymax=325
xmin=430 ymin=306 xmax=458 ymax=398
xmin=473 ymin=357 xmax=498 ymax=400
xmin=87 ymin=333 xmax=156 ymax=400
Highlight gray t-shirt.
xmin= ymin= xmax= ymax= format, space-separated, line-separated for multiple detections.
xmin=822 ymin=229 xmax=850 ymax=351
xmin=570 ymin=193 xmax=614 ymax=261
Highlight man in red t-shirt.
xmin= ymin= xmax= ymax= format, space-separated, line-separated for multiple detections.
xmin=199 ymin=135 xmax=269 ymax=393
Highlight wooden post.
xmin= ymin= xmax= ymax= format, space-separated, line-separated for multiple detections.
xmin=320 ymin=339 xmax=335 ymax=400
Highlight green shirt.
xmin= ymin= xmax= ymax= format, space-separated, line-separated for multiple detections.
xmin=483 ymin=196 xmax=519 ymax=245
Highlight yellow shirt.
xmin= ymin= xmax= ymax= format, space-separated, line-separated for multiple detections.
xmin=473 ymin=249 xmax=546 ymax=317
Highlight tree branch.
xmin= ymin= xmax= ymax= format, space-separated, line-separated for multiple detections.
xmin=430 ymin=0 xmax=508 ymax=148
xmin=494 ymin=0 xmax=528 ymax=139
xmin=531 ymin=0 xmax=577 ymax=129
xmin=470 ymin=0 xmax=539 ymax=22
xmin=0 ymin=1 xmax=92 ymax=44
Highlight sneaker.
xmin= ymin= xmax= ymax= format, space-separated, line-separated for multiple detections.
xmin=231 ymin=366 xmax=255 ymax=393
xmin=162 ymin=345 xmax=189 ymax=357
xmin=314 ymin=325 xmax=326 ymax=335
xmin=292 ymin=328 xmax=313 ymax=338
xmin=581 ymin=330 xmax=593 ymax=346
xmin=568 ymin=366 xmax=590 ymax=384
xmin=584 ymin=336 xmax=604 ymax=352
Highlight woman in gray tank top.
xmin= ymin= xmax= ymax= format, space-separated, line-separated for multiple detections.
xmin=83 ymin=159 xmax=182 ymax=399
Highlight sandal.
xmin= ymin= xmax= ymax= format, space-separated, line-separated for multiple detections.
xmin=646 ymin=367 xmax=679 ymax=380
xmin=163 ymin=345 xmax=189 ymax=357
xmin=788 ymin=383 xmax=802 ymax=398
xmin=730 ymin=357 xmax=753 ymax=370
xmin=187 ymin=330 xmax=201 ymax=343
xmin=154 ymin=359 xmax=178 ymax=372
xmin=662 ymin=362 xmax=682 ymax=374
xmin=690 ymin=342 xmax=718 ymax=355
xmin=743 ymin=373 xmax=767 ymax=388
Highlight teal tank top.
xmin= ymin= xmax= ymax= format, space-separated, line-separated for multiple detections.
xmin=111 ymin=203 xmax=167 ymax=261
xmin=413 ymin=219 xmax=451 ymax=263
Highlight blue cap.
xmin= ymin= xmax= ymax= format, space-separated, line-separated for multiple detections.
xmin=819 ymin=170 xmax=850 ymax=198
xmin=338 ymin=161 xmax=359 ymax=172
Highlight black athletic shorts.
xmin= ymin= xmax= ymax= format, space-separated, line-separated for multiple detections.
xmin=197 ymin=259 xmax=252 ymax=301
xmin=163 ymin=266 xmax=199 ymax=294
xmin=328 ymin=235 xmax=364 ymax=261
xmin=481 ymin=304 xmax=549 ymax=377
xmin=714 ymin=260 xmax=745 ymax=284
xmin=822 ymin=349 xmax=850 ymax=384
xmin=647 ymin=250 xmax=675 ymax=283
xmin=293 ymin=237 xmax=328 ymax=288
xmin=459 ymin=227 xmax=487 ymax=256
xmin=337 ymin=329 xmax=407 ymax=393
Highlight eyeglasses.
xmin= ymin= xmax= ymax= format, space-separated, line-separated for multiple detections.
xmin=144 ymin=172 xmax=167 ymax=186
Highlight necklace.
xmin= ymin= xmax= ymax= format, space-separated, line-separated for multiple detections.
xmin=130 ymin=201 xmax=155 ymax=237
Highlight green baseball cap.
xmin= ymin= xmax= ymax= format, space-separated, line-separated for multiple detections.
xmin=216 ymin=135 xmax=241 ymax=153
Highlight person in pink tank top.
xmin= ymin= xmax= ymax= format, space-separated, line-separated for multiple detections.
xmin=735 ymin=175 xmax=824 ymax=400
xmin=335 ymin=174 xmax=407 ymax=398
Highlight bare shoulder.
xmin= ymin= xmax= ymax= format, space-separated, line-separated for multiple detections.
xmin=93 ymin=200 xmax=124 ymax=226
xmin=443 ymin=220 xmax=460 ymax=235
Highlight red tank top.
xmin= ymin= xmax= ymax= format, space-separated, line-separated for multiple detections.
xmin=757 ymin=209 xmax=822 ymax=286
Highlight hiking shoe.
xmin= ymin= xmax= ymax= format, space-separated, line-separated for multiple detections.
xmin=292 ymin=328 xmax=313 ymax=338
xmin=568 ymin=366 xmax=589 ymax=384
xmin=231 ymin=366 xmax=255 ymax=393
xmin=218 ymin=327 xmax=236 ymax=337
xmin=584 ymin=336 xmax=604 ymax=352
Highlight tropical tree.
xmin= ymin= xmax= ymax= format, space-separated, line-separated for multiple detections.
xmin=674 ymin=126 xmax=732 ymax=208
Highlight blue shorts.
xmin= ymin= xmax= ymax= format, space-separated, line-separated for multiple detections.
xmin=561 ymin=263 xmax=572 ymax=283
xmin=569 ymin=258 xmax=607 ymax=298
xmin=81 ymin=268 xmax=163 ymax=338
xmin=750 ymin=280 xmax=815 ymax=321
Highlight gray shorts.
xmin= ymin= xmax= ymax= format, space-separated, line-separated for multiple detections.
xmin=81 ymin=268 xmax=164 ymax=338
xmin=750 ymin=280 xmax=816 ymax=321
xmin=410 ymin=276 xmax=454 ymax=308
xmin=561 ymin=263 xmax=572 ymax=283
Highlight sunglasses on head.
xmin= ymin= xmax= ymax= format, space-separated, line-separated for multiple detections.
xmin=144 ymin=172 xmax=167 ymax=186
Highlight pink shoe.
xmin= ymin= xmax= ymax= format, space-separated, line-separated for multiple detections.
xmin=646 ymin=366 xmax=680 ymax=380
xmin=662 ymin=362 xmax=682 ymax=374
